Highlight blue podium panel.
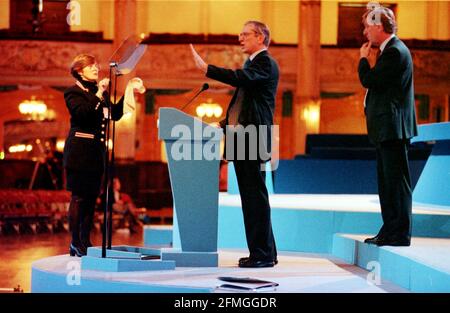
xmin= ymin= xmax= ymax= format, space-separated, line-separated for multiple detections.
xmin=165 ymin=142 xmax=220 ymax=252
xmin=412 ymin=122 xmax=450 ymax=207
xmin=158 ymin=108 xmax=223 ymax=266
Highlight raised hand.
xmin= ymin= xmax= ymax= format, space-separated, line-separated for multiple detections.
xmin=190 ymin=44 xmax=207 ymax=74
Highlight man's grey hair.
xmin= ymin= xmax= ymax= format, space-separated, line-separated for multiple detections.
xmin=245 ymin=20 xmax=271 ymax=47
xmin=363 ymin=6 xmax=397 ymax=34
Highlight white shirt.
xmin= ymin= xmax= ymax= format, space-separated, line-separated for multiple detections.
xmin=249 ymin=48 xmax=267 ymax=61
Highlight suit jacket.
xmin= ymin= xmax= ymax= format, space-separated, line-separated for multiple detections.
xmin=63 ymin=82 xmax=124 ymax=172
xmin=358 ymin=36 xmax=418 ymax=145
xmin=206 ymin=50 xmax=279 ymax=161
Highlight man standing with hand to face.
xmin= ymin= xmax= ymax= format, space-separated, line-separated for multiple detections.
xmin=358 ymin=5 xmax=418 ymax=247
xmin=190 ymin=21 xmax=278 ymax=268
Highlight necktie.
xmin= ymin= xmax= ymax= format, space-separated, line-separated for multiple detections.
xmin=227 ymin=59 xmax=251 ymax=125
xmin=375 ymin=48 xmax=381 ymax=62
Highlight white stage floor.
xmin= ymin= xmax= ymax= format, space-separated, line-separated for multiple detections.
xmin=219 ymin=193 xmax=450 ymax=215
xmin=32 ymin=249 xmax=408 ymax=293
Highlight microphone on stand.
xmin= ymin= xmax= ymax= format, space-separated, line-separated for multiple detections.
xmin=181 ymin=83 xmax=209 ymax=111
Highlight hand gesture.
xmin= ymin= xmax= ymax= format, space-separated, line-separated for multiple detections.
xmin=190 ymin=44 xmax=208 ymax=74
xmin=95 ymin=78 xmax=109 ymax=99
xmin=98 ymin=78 xmax=110 ymax=93
xmin=360 ymin=42 xmax=372 ymax=59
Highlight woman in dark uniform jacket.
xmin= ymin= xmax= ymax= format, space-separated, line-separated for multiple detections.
xmin=64 ymin=54 xmax=124 ymax=257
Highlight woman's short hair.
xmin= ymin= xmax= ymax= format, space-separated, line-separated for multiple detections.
xmin=363 ymin=6 xmax=397 ymax=34
xmin=245 ymin=20 xmax=271 ymax=47
xmin=70 ymin=54 xmax=97 ymax=80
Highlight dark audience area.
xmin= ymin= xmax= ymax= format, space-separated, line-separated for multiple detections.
xmin=0 ymin=160 xmax=175 ymax=235
xmin=114 ymin=161 xmax=174 ymax=225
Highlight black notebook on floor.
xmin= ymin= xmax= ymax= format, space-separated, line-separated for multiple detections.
xmin=216 ymin=276 xmax=279 ymax=292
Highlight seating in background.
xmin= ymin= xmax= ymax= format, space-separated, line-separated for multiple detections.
xmin=0 ymin=189 xmax=70 ymax=235
xmin=114 ymin=161 xmax=174 ymax=225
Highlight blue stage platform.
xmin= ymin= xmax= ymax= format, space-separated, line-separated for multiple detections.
xmin=217 ymin=194 xmax=450 ymax=254
xmin=32 ymin=194 xmax=450 ymax=293
xmin=332 ymin=234 xmax=450 ymax=292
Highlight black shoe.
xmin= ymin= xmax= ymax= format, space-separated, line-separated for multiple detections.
xmin=376 ymin=237 xmax=410 ymax=247
xmin=69 ymin=243 xmax=87 ymax=257
xmin=238 ymin=257 xmax=249 ymax=265
xmin=238 ymin=258 xmax=275 ymax=268
xmin=364 ymin=234 xmax=384 ymax=245
xmin=239 ymin=257 xmax=278 ymax=265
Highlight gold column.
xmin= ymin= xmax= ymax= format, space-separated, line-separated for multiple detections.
xmin=293 ymin=0 xmax=321 ymax=156
xmin=426 ymin=1 xmax=450 ymax=40
xmin=261 ymin=0 xmax=274 ymax=29
xmin=113 ymin=0 xmax=138 ymax=160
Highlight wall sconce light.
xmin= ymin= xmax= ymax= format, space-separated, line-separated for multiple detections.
xmin=196 ymin=99 xmax=223 ymax=118
xmin=56 ymin=139 xmax=65 ymax=152
xmin=303 ymin=106 xmax=320 ymax=123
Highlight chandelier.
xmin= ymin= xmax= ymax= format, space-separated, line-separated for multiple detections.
xmin=196 ymin=99 xmax=223 ymax=118
xmin=18 ymin=96 xmax=47 ymax=120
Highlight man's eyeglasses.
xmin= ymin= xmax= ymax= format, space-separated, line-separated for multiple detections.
xmin=238 ymin=30 xmax=259 ymax=39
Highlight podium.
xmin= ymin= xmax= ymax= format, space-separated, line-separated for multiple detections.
xmin=158 ymin=108 xmax=223 ymax=266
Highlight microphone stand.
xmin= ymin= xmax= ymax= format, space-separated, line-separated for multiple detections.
xmin=101 ymin=61 xmax=119 ymax=258
xmin=180 ymin=84 xmax=209 ymax=111
xmin=108 ymin=66 xmax=121 ymax=250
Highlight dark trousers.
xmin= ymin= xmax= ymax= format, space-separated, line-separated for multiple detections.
xmin=376 ymin=140 xmax=412 ymax=240
xmin=233 ymin=160 xmax=277 ymax=261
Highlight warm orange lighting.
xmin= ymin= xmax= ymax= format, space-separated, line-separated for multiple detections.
xmin=56 ymin=140 xmax=65 ymax=152
xmin=302 ymin=100 xmax=321 ymax=135
xmin=8 ymin=144 xmax=33 ymax=153
xmin=303 ymin=103 xmax=320 ymax=124
xmin=18 ymin=96 xmax=47 ymax=120
xmin=196 ymin=99 xmax=223 ymax=118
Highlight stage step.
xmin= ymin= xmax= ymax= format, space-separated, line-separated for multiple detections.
xmin=332 ymin=234 xmax=450 ymax=292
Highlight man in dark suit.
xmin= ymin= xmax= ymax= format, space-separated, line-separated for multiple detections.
xmin=191 ymin=20 xmax=278 ymax=267
xmin=358 ymin=6 xmax=418 ymax=247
